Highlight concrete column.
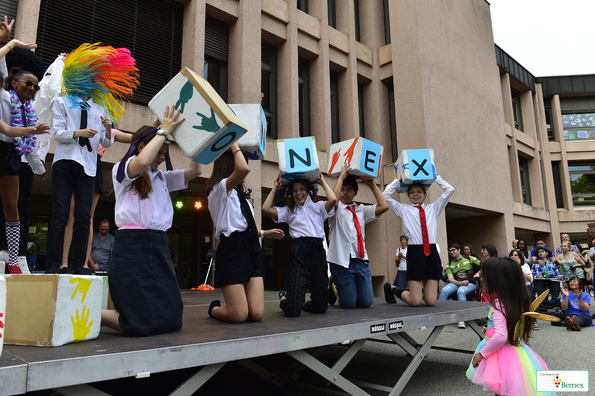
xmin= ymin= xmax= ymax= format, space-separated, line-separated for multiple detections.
xmin=15 ymin=0 xmax=41 ymax=43
xmin=276 ymin=4 xmax=299 ymax=139
xmin=182 ymin=0 xmax=206 ymax=73
xmin=551 ymin=94 xmax=573 ymax=212
xmin=310 ymin=1 xmax=332 ymax=149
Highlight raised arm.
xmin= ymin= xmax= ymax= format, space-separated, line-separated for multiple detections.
xmin=316 ymin=173 xmax=337 ymax=214
xmin=262 ymin=174 xmax=281 ymax=220
xmin=184 ymin=160 xmax=201 ymax=183
xmin=362 ymin=178 xmax=389 ymax=216
xmin=225 ymin=142 xmax=250 ymax=193
xmin=383 ymin=168 xmax=404 ymax=217
xmin=431 ymin=175 xmax=455 ymax=215
xmin=333 ymin=165 xmax=350 ymax=210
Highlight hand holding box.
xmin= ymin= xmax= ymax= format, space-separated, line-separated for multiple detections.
xmin=394 ymin=149 xmax=436 ymax=193
xmin=277 ymin=137 xmax=320 ymax=185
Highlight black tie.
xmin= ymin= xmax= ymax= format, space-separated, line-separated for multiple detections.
xmin=78 ymin=107 xmax=92 ymax=152
xmin=235 ymin=186 xmax=262 ymax=261
xmin=21 ymin=105 xmax=27 ymax=127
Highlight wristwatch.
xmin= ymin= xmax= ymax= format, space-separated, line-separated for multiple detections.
xmin=156 ymin=129 xmax=170 ymax=144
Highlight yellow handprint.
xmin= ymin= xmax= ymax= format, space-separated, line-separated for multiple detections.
xmin=71 ymin=306 xmax=93 ymax=342
xmin=70 ymin=277 xmax=91 ymax=303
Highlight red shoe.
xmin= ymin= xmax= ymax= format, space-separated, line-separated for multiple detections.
xmin=7 ymin=264 xmax=23 ymax=274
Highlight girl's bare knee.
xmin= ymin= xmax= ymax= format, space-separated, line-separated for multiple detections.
xmin=249 ymin=310 xmax=264 ymax=322
xmin=228 ymin=309 xmax=249 ymax=324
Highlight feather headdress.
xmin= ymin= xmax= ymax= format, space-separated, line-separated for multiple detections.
xmin=62 ymin=42 xmax=139 ymax=121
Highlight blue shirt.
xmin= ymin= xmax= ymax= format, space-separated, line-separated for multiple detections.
xmin=562 ymin=292 xmax=590 ymax=316
xmin=532 ymin=261 xmax=561 ymax=279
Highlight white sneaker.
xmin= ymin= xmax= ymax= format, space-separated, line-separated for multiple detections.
xmin=0 ymin=250 xmax=9 ymax=264
xmin=457 ymin=321 xmax=466 ymax=329
xmin=18 ymin=256 xmax=31 ymax=274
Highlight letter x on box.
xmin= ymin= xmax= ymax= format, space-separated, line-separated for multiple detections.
xmin=277 ymin=137 xmax=320 ymax=185
xmin=327 ymin=137 xmax=383 ymax=179
xmin=394 ymin=149 xmax=436 ymax=193
xmin=148 ymin=67 xmax=247 ymax=164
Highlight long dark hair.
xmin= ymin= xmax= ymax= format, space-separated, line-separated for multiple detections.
xmin=509 ymin=248 xmax=525 ymax=263
xmin=517 ymin=239 xmax=529 ymax=258
xmin=481 ymin=243 xmax=498 ymax=258
xmin=285 ymin=178 xmax=316 ymax=214
xmin=482 ymin=257 xmax=532 ymax=344
xmin=128 ymin=126 xmax=157 ymax=199
xmin=205 ymin=150 xmax=248 ymax=197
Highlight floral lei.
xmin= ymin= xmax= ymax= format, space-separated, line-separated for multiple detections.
xmin=9 ymin=89 xmax=37 ymax=156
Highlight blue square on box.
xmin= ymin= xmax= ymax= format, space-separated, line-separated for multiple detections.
xmin=406 ymin=149 xmax=436 ymax=181
xmin=359 ymin=139 xmax=382 ymax=177
xmin=284 ymin=137 xmax=316 ymax=173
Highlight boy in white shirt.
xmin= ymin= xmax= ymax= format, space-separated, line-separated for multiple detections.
xmin=327 ymin=166 xmax=388 ymax=308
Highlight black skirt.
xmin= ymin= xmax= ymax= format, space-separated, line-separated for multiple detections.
xmin=109 ymin=229 xmax=183 ymax=337
xmin=94 ymin=154 xmax=104 ymax=194
xmin=215 ymin=230 xmax=262 ymax=288
xmin=406 ymin=244 xmax=443 ymax=281
xmin=0 ymin=141 xmax=19 ymax=176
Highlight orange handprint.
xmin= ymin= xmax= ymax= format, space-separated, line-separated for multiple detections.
xmin=343 ymin=138 xmax=359 ymax=165
xmin=71 ymin=306 xmax=93 ymax=342
xmin=329 ymin=148 xmax=342 ymax=174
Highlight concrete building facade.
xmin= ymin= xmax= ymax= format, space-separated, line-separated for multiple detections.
xmin=4 ymin=0 xmax=594 ymax=289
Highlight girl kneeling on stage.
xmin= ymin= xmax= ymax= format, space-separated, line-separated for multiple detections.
xmin=101 ymin=106 xmax=201 ymax=336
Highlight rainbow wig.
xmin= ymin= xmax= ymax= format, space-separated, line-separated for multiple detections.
xmin=62 ymin=43 xmax=139 ymax=121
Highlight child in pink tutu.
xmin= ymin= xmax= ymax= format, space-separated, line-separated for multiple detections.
xmin=467 ymin=257 xmax=556 ymax=396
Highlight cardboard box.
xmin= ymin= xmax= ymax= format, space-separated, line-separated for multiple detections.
xmin=327 ymin=137 xmax=383 ymax=179
xmin=0 ymin=276 xmax=5 ymax=357
xmin=229 ymin=104 xmax=267 ymax=160
xmin=4 ymin=274 xmax=103 ymax=347
xmin=277 ymin=137 xmax=320 ymax=185
xmin=148 ymin=67 xmax=247 ymax=164
xmin=394 ymin=149 xmax=437 ymax=193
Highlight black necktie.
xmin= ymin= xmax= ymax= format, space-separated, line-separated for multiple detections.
xmin=78 ymin=107 xmax=92 ymax=152
xmin=235 ymin=186 xmax=262 ymax=260
xmin=21 ymin=105 xmax=27 ymax=127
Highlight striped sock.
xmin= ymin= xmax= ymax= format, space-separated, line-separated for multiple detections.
xmin=6 ymin=220 xmax=20 ymax=267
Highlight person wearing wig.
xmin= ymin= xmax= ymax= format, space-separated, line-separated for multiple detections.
xmin=45 ymin=42 xmax=138 ymax=275
xmin=0 ymin=28 xmax=50 ymax=273
xmin=205 ymin=142 xmax=284 ymax=323
xmin=101 ymin=106 xmax=201 ymax=336
xmin=262 ymin=173 xmax=337 ymax=317
xmin=467 ymin=257 xmax=556 ymax=396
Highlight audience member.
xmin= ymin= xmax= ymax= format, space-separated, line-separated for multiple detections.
xmin=88 ymin=219 xmax=114 ymax=271
xmin=393 ymin=235 xmax=408 ymax=289
xmin=561 ymin=276 xmax=591 ymax=331
xmin=530 ymin=238 xmax=553 ymax=263
xmin=554 ymin=233 xmax=580 ymax=256
xmin=532 ymin=246 xmax=564 ymax=308
xmin=462 ymin=243 xmax=478 ymax=259
xmin=511 ymin=239 xmax=518 ymax=249
xmin=554 ymin=241 xmax=586 ymax=280
xmin=516 ymin=239 xmax=532 ymax=265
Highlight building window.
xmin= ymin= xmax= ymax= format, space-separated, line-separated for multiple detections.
xmin=544 ymin=98 xmax=554 ymax=141
xmin=328 ymin=0 xmax=336 ymax=29
xmin=383 ymin=0 xmax=391 ymax=45
xmin=518 ymin=156 xmax=532 ymax=205
xmin=358 ymin=83 xmax=365 ymax=138
xmin=204 ymin=16 xmax=229 ymax=102
xmin=298 ymin=57 xmax=311 ymax=137
xmin=36 ymin=0 xmax=183 ymax=105
xmin=330 ymin=70 xmax=340 ymax=143
xmin=562 ymin=112 xmax=595 ymax=141
xmin=552 ymin=162 xmax=564 ymax=208
xmin=297 ymin=0 xmax=308 ymax=13
xmin=354 ymin=0 xmax=361 ymax=42
xmin=388 ymin=83 xmax=397 ymax=162
xmin=569 ymin=162 xmax=595 ymax=207
xmin=261 ymin=41 xmax=277 ymax=139
xmin=511 ymin=88 xmax=524 ymax=131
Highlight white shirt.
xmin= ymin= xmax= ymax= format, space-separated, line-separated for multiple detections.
xmin=112 ymin=156 xmax=187 ymax=231
xmin=521 ymin=263 xmax=533 ymax=286
xmin=327 ymin=201 xmax=379 ymax=267
xmin=274 ymin=195 xmax=335 ymax=239
xmin=208 ymin=178 xmax=251 ymax=239
xmin=51 ymin=96 xmax=113 ymax=176
xmin=396 ymin=247 xmax=408 ymax=271
xmin=383 ymin=175 xmax=454 ymax=245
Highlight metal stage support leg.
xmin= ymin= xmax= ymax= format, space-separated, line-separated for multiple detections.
xmin=467 ymin=320 xmax=486 ymax=340
xmin=53 ymin=385 xmax=111 ymax=396
xmin=387 ymin=325 xmax=444 ymax=396
xmin=287 ymin=347 xmax=326 ymax=381
xmin=386 ymin=333 xmax=418 ymax=357
xmin=169 ymin=362 xmax=226 ymax=396
xmin=237 ymin=359 xmax=281 ymax=385
xmin=286 ymin=349 xmax=370 ymax=396
xmin=331 ymin=339 xmax=366 ymax=373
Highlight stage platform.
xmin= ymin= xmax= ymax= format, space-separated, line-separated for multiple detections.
xmin=0 ymin=290 xmax=489 ymax=396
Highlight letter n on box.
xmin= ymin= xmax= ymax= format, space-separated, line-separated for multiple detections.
xmin=394 ymin=149 xmax=436 ymax=193
xmin=277 ymin=137 xmax=320 ymax=185
xmin=148 ymin=67 xmax=247 ymax=165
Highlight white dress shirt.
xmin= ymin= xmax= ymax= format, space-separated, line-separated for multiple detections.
xmin=382 ymin=175 xmax=454 ymax=245
xmin=208 ymin=178 xmax=251 ymax=240
xmin=112 ymin=156 xmax=187 ymax=231
xmin=396 ymin=247 xmax=408 ymax=271
xmin=51 ymin=96 xmax=113 ymax=176
xmin=327 ymin=201 xmax=379 ymax=268
xmin=274 ymin=195 xmax=335 ymax=239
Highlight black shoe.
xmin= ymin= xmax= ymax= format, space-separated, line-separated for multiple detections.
xmin=328 ymin=278 xmax=337 ymax=306
xmin=60 ymin=267 xmax=73 ymax=274
xmin=208 ymin=300 xmax=221 ymax=317
xmin=73 ymin=266 xmax=93 ymax=275
xmin=384 ymin=283 xmax=397 ymax=304
xmin=45 ymin=266 xmax=60 ymax=274
xmin=302 ymin=301 xmax=327 ymax=314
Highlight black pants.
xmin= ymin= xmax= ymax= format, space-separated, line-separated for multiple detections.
xmin=534 ymin=280 xmax=560 ymax=305
xmin=0 ymin=164 xmax=34 ymax=255
xmin=46 ymin=160 xmax=94 ymax=268
xmin=280 ymin=237 xmax=328 ymax=317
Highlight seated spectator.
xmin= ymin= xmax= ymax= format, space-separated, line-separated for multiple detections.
xmin=561 ymin=276 xmax=592 ymax=331
xmin=512 ymin=239 xmax=518 ymax=249
xmin=532 ymin=246 xmax=564 ymax=308
xmin=517 ymin=239 xmax=532 ymax=266
xmin=462 ymin=243 xmax=478 ymax=260
xmin=530 ymin=238 xmax=553 ymax=263
xmin=553 ymin=241 xmax=586 ymax=281
xmin=439 ymin=244 xmax=481 ymax=329
xmin=88 ymin=219 xmax=114 ymax=271
xmin=555 ymin=233 xmax=580 ymax=256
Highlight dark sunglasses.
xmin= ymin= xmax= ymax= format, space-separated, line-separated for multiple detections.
xmin=15 ymin=79 xmax=40 ymax=91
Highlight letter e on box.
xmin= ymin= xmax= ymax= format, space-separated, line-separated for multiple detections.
xmin=327 ymin=137 xmax=383 ymax=179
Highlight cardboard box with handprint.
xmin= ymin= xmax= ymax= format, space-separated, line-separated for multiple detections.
xmin=327 ymin=138 xmax=383 ymax=180
xmin=394 ymin=149 xmax=437 ymax=193
xmin=148 ymin=67 xmax=248 ymax=164
xmin=3 ymin=274 xmax=103 ymax=347
xmin=277 ymin=137 xmax=320 ymax=185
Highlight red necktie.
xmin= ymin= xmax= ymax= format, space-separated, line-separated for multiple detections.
xmin=347 ymin=206 xmax=365 ymax=258
xmin=416 ymin=205 xmax=430 ymax=256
